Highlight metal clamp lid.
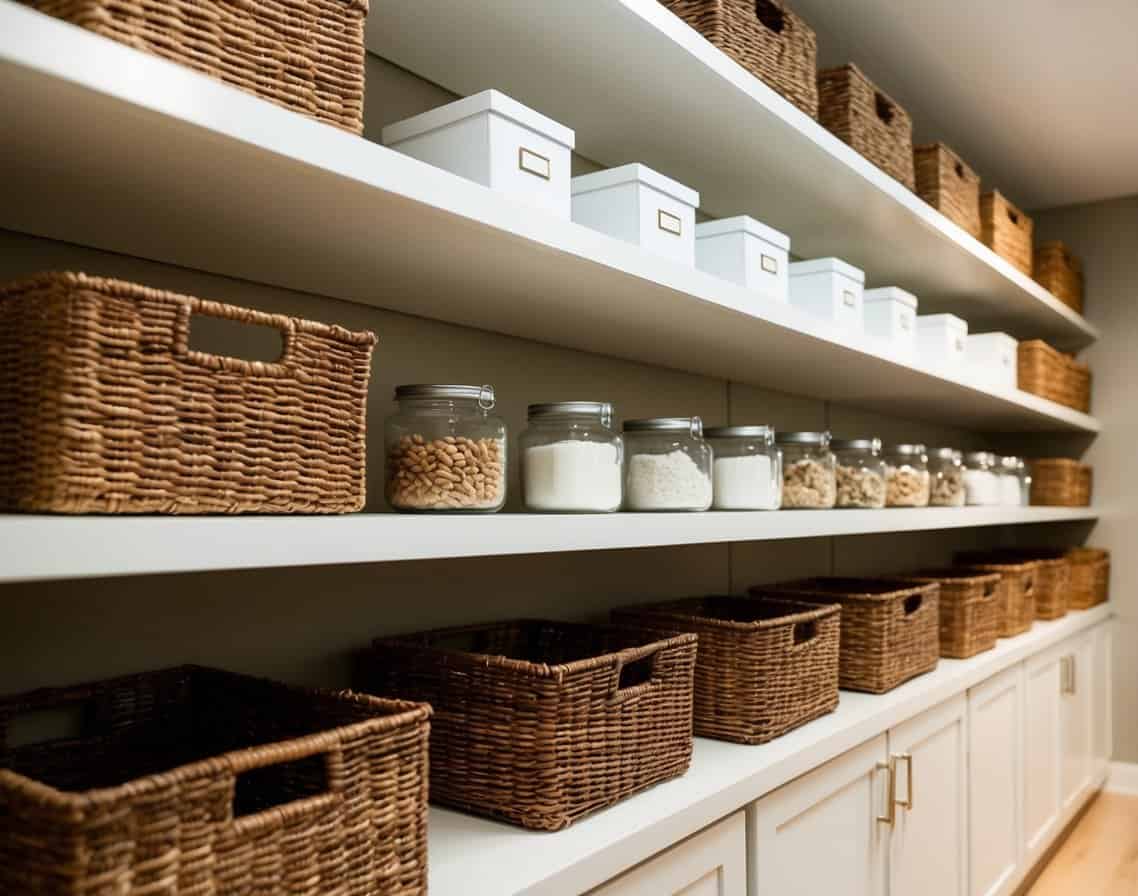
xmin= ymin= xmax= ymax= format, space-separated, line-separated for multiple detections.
xmin=831 ymin=437 xmax=882 ymax=453
xmin=624 ymin=416 xmax=703 ymax=437
xmin=887 ymin=443 xmax=927 ymax=456
xmin=775 ymin=431 xmax=831 ymax=447
xmin=931 ymin=446 xmax=963 ymax=461
xmin=704 ymin=425 xmax=774 ymax=441
xmin=528 ymin=401 xmax=613 ymax=426
xmin=394 ymin=384 xmax=496 ymax=409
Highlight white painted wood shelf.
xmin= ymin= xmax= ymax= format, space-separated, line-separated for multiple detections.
xmin=0 ymin=3 xmax=1099 ymax=435
xmin=371 ymin=0 xmax=1098 ymax=351
xmin=0 ymin=507 xmax=1098 ymax=584
xmin=425 ymin=604 xmax=1114 ymax=896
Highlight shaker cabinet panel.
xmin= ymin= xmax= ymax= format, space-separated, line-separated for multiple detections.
xmin=1060 ymin=635 xmax=1095 ymax=811
xmin=1022 ymin=648 xmax=1064 ymax=863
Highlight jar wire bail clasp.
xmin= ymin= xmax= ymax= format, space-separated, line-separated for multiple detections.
xmin=478 ymin=384 xmax=496 ymax=411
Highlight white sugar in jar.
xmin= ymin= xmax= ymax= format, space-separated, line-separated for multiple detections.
xmin=705 ymin=426 xmax=781 ymax=510
xmin=520 ymin=402 xmax=622 ymax=512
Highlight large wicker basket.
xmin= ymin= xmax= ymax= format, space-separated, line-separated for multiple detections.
xmin=0 ymin=272 xmax=376 ymax=514
xmin=613 ymin=596 xmax=840 ymax=745
xmin=981 ymin=190 xmax=1034 ymax=276
xmin=24 ymin=0 xmax=368 ymax=133
xmin=914 ymin=143 xmax=981 ymax=239
xmin=659 ymin=0 xmax=819 ymax=118
xmin=818 ymin=64 xmax=915 ymax=190
xmin=751 ymin=578 xmax=939 ymax=694
xmin=1018 ymin=340 xmax=1092 ymax=413
xmin=364 ymin=619 xmax=697 ymax=831
xmin=1034 ymin=241 xmax=1084 ymax=313
xmin=958 ymin=550 xmax=1070 ymax=621
xmin=1030 ymin=458 xmax=1093 ymax=507
xmin=0 ymin=666 xmax=431 ymax=896
xmin=954 ymin=560 xmax=1037 ymax=637
xmin=1067 ymin=547 xmax=1110 ymax=609
xmin=900 ymin=569 xmax=1001 ymax=659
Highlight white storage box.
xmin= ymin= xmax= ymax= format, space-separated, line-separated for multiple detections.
xmin=382 ymin=89 xmax=575 ymax=219
xmin=967 ymin=332 xmax=1019 ymax=391
xmin=915 ymin=313 xmax=969 ymax=371
xmin=788 ymin=258 xmax=865 ymax=333
xmin=695 ymin=216 xmax=790 ymax=302
xmin=862 ymin=287 xmax=918 ymax=357
xmin=571 ymin=164 xmax=699 ymax=266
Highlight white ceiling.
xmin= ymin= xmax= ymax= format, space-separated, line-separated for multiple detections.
xmin=788 ymin=0 xmax=1138 ymax=211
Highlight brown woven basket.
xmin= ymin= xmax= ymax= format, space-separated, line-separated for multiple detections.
xmin=818 ymin=64 xmax=915 ymax=190
xmin=1017 ymin=340 xmax=1092 ymax=413
xmin=1034 ymin=241 xmax=1084 ymax=313
xmin=1030 ymin=458 xmax=1093 ymax=507
xmin=0 ymin=272 xmax=376 ymax=514
xmin=1067 ymin=547 xmax=1110 ymax=609
xmin=363 ymin=619 xmax=696 ymax=831
xmin=0 ymin=666 xmax=431 ymax=896
xmin=953 ymin=561 xmax=1037 ymax=637
xmin=612 ymin=596 xmax=840 ymax=745
xmin=958 ymin=550 xmax=1070 ymax=621
xmin=914 ymin=143 xmax=981 ymax=238
xmin=750 ymin=578 xmax=939 ymax=694
xmin=659 ymin=0 xmax=819 ymax=118
xmin=24 ymin=0 xmax=368 ymax=132
xmin=981 ymin=190 xmax=1034 ymax=276
xmin=899 ymin=569 xmax=1001 ymax=659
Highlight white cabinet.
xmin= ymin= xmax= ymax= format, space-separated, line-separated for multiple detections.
xmin=1022 ymin=645 xmax=1064 ymax=864
xmin=1059 ymin=634 xmax=1095 ymax=810
xmin=589 ymin=812 xmax=746 ymax=896
xmin=967 ymin=666 xmax=1022 ymax=896
xmin=1092 ymin=622 xmax=1113 ymax=777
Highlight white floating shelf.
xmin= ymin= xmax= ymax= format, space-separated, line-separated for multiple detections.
xmin=370 ymin=0 xmax=1098 ymax=350
xmin=0 ymin=4 xmax=1098 ymax=435
xmin=0 ymin=507 xmax=1098 ymax=584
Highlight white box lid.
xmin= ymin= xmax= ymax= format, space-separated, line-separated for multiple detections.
xmin=788 ymin=257 xmax=865 ymax=283
xmin=571 ymin=163 xmax=700 ymax=208
xmin=916 ymin=313 xmax=969 ymax=334
xmin=695 ymin=215 xmax=790 ymax=251
xmin=863 ymin=286 xmax=918 ymax=310
xmin=382 ymin=89 xmax=576 ymax=149
xmin=968 ymin=331 xmax=1018 ymax=349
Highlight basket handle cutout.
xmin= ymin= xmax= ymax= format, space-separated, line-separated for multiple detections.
xmin=230 ymin=740 xmax=342 ymax=831
xmin=3 ymin=703 xmax=90 ymax=750
xmin=1023 ymin=575 xmax=1035 ymax=596
xmin=903 ymin=594 xmax=923 ymax=615
xmin=1007 ymin=208 xmax=1020 ymax=225
xmin=954 ymin=162 xmax=965 ymax=179
xmin=609 ymin=646 xmax=660 ymax=705
xmin=792 ymin=620 xmax=818 ymax=645
xmin=175 ymin=300 xmax=296 ymax=377
xmin=874 ymin=92 xmax=895 ymax=125
xmin=983 ymin=581 xmax=998 ymax=598
xmin=754 ymin=0 xmax=785 ymax=33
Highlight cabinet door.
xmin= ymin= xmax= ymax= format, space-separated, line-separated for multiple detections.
xmin=748 ymin=734 xmax=888 ymax=896
xmin=888 ymin=694 xmax=968 ymax=896
xmin=1023 ymin=648 xmax=1063 ymax=865
xmin=968 ymin=667 xmax=1022 ymax=896
xmin=1092 ymin=622 xmax=1113 ymax=778
xmin=1060 ymin=634 xmax=1094 ymax=810
xmin=589 ymin=811 xmax=746 ymax=896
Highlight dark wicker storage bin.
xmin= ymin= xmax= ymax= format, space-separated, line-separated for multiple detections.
xmin=914 ymin=143 xmax=981 ymax=238
xmin=24 ymin=0 xmax=368 ymax=133
xmin=899 ymin=569 xmax=1001 ymax=659
xmin=0 ymin=666 xmax=431 ymax=896
xmin=659 ymin=0 xmax=819 ymax=118
xmin=613 ymin=596 xmax=840 ymax=745
xmin=818 ymin=64 xmax=915 ymax=190
xmin=1030 ymin=458 xmax=1093 ymax=507
xmin=364 ymin=620 xmax=697 ymax=831
xmin=1018 ymin=340 xmax=1092 ymax=413
xmin=1067 ymin=547 xmax=1110 ymax=609
xmin=981 ymin=190 xmax=1034 ymax=276
xmin=0 ymin=272 xmax=376 ymax=514
xmin=958 ymin=550 xmax=1070 ymax=621
xmin=750 ymin=578 xmax=939 ymax=694
xmin=1034 ymin=241 xmax=1084 ymax=313
xmin=953 ymin=560 xmax=1037 ymax=638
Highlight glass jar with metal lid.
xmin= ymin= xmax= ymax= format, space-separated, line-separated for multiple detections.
xmin=929 ymin=447 xmax=966 ymax=507
xmin=384 ymin=384 xmax=507 ymax=512
xmin=777 ymin=431 xmax=836 ymax=509
xmin=623 ymin=417 xmax=712 ymax=511
xmin=997 ymin=456 xmax=1023 ymax=507
xmin=963 ymin=451 xmax=1000 ymax=506
xmin=832 ymin=438 xmax=886 ymax=508
xmin=520 ymin=401 xmax=623 ymax=513
xmin=705 ymin=425 xmax=781 ymax=510
xmin=1017 ymin=458 xmax=1033 ymax=506
xmin=884 ymin=444 xmax=930 ymax=507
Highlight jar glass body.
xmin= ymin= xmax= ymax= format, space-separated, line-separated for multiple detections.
xmin=780 ymin=441 xmax=836 ymax=509
xmin=520 ymin=412 xmax=623 ymax=512
xmin=623 ymin=429 xmax=712 ymax=511
xmin=885 ymin=450 xmax=930 ymax=507
xmin=963 ymin=455 xmax=999 ymax=506
xmin=997 ymin=458 xmax=1022 ymax=507
xmin=385 ymin=396 xmax=507 ymax=512
xmin=707 ymin=435 xmax=781 ymax=510
xmin=929 ymin=452 xmax=966 ymax=507
xmin=834 ymin=446 xmax=886 ymax=508
xmin=1019 ymin=465 xmax=1033 ymax=507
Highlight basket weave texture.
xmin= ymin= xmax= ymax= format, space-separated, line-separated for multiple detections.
xmin=818 ymin=64 xmax=915 ymax=190
xmin=26 ymin=0 xmax=368 ymax=132
xmin=1030 ymin=458 xmax=1093 ymax=507
xmin=0 ymin=272 xmax=376 ymax=514
xmin=1034 ymin=241 xmax=1084 ymax=313
xmin=1067 ymin=547 xmax=1110 ymax=609
xmin=0 ymin=666 xmax=431 ymax=896
xmin=914 ymin=143 xmax=981 ymax=238
xmin=900 ymin=569 xmax=1001 ymax=658
xmin=751 ymin=578 xmax=939 ymax=694
xmin=1017 ymin=340 xmax=1092 ymax=413
xmin=364 ymin=619 xmax=697 ymax=831
xmin=958 ymin=551 xmax=1070 ymax=621
xmin=981 ymin=190 xmax=1034 ymax=275
xmin=953 ymin=561 xmax=1037 ymax=638
xmin=659 ymin=0 xmax=819 ymax=118
xmin=612 ymin=596 xmax=839 ymax=745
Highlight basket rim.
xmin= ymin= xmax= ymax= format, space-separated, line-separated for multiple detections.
xmin=899 ymin=568 xmax=1002 ymax=584
xmin=751 ymin=577 xmax=937 ymax=601
xmin=614 ymin=595 xmax=839 ymax=630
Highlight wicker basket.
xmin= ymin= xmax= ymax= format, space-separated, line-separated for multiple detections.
xmin=1034 ymin=241 xmax=1084 ymax=313
xmin=24 ymin=0 xmax=368 ymax=133
xmin=981 ymin=190 xmax=1034 ymax=276
xmin=750 ymin=578 xmax=939 ymax=694
xmin=1030 ymin=458 xmax=1093 ymax=507
xmin=914 ymin=143 xmax=981 ymax=238
xmin=899 ymin=569 xmax=1001 ymax=659
xmin=954 ymin=560 xmax=1037 ymax=637
xmin=818 ymin=64 xmax=915 ymax=190
xmin=1067 ymin=547 xmax=1110 ymax=609
xmin=1017 ymin=340 xmax=1092 ymax=413
xmin=0 ymin=666 xmax=430 ymax=896
xmin=0 ymin=272 xmax=376 ymax=514
xmin=613 ymin=596 xmax=840 ymax=745
xmin=659 ymin=0 xmax=819 ymax=118
xmin=363 ymin=619 xmax=696 ymax=831
xmin=958 ymin=550 xmax=1070 ymax=621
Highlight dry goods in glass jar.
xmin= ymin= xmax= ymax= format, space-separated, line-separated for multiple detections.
xmin=783 ymin=459 xmax=836 ymax=508
xmin=931 ymin=467 xmax=965 ymax=506
xmin=886 ymin=466 xmax=930 ymax=506
xmin=836 ymin=464 xmax=885 ymax=508
xmin=387 ymin=434 xmax=504 ymax=510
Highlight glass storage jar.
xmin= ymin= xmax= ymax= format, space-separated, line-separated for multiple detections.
xmin=705 ymin=425 xmax=781 ymax=510
xmin=623 ymin=417 xmax=713 ymax=511
xmin=929 ymin=447 xmax=966 ymax=507
xmin=832 ymin=438 xmax=886 ymax=508
xmin=1018 ymin=458 xmax=1033 ymax=506
xmin=998 ymin=456 xmax=1023 ymax=507
xmin=884 ymin=444 xmax=930 ymax=507
xmin=963 ymin=451 xmax=1000 ymax=506
xmin=385 ymin=384 xmax=507 ymax=512
xmin=777 ymin=432 xmax=836 ymax=509
xmin=520 ymin=402 xmax=623 ymax=512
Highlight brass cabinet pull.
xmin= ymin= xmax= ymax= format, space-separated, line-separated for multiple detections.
xmin=893 ymin=752 xmax=913 ymax=810
xmin=876 ymin=758 xmax=897 ymax=825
